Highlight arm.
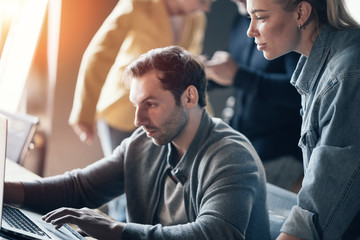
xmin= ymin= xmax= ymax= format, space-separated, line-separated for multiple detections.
xmin=69 ymin=0 xmax=134 ymax=140
xmin=20 ymin=144 xmax=126 ymax=214
xmin=204 ymin=51 xmax=300 ymax=107
xmin=4 ymin=181 xmax=25 ymax=206
xmin=204 ymin=51 xmax=238 ymax=86
xmin=281 ymin=78 xmax=360 ymax=239
xmin=182 ymin=11 xmax=206 ymax=56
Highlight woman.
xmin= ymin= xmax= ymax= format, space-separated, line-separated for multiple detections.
xmin=246 ymin=0 xmax=360 ymax=239
xmin=204 ymin=0 xmax=302 ymax=191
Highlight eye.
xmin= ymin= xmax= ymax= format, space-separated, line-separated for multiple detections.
xmin=255 ymin=15 xmax=267 ymax=21
xmin=146 ymin=102 xmax=157 ymax=108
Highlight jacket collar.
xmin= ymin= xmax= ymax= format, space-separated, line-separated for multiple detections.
xmin=291 ymin=25 xmax=336 ymax=95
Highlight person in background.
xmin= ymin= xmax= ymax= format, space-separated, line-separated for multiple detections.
xmin=204 ymin=0 xmax=302 ymax=191
xmin=68 ymin=0 xmax=212 ymax=221
xmin=5 ymin=46 xmax=270 ymax=240
xmin=245 ymin=0 xmax=360 ymax=238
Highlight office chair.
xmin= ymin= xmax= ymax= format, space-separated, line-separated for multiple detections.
xmin=0 ymin=109 xmax=39 ymax=166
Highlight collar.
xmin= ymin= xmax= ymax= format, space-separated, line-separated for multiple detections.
xmin=291 ymin=25 xmax=336 ymax=95
xmin=166 ymin=109 xmax=212 ymax=184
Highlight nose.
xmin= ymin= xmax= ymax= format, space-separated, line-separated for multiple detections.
xmin=134 ymin=106 xmax=144 ymax=127
xmin=247 ymin=18 xmax=258 ymax=38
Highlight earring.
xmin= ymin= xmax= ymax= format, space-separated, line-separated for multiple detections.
xmin=298 ymin=24 xmax=303 ymax=30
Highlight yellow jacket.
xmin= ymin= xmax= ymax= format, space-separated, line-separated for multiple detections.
xmin=69 ymin=0 xmax=206 ymax=131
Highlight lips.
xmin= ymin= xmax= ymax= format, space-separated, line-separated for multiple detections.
xmin=143 ymin=127 xmax=157 ymax=137
xmin=255 ymin=42 xmax=267 ymax=51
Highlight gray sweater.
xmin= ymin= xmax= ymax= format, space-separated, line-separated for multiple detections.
xmin=23 ymin=111 xmax=270 ymax=239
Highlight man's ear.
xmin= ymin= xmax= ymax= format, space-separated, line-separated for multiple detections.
xmin=297 ymin=1 xmax=312 ymax=28
xmin=184 ymin=85 xmax=199 ymax=107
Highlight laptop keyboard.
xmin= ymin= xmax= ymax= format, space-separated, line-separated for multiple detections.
xmin=3 ymin=205 xmax=50 ymax=238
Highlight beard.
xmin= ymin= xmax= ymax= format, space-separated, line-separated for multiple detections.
xmin=147 ymin=105 xmax=188 ymax=146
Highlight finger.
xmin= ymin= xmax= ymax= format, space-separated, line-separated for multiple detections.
xmin=42 ymin=207 xmax=78 ymax=222
xmin=77 ymin=229 xmax=88 ymax=237
xmin=80 ymin=132 xmax=87 ymax=142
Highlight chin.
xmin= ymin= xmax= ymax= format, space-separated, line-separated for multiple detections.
xmin=263 ymin=51 xmax=282 ymax=60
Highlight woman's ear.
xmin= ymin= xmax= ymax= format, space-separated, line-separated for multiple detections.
xmin=184 ymin=85 xmax=199 ymax=107
xmin=297 ymin=1 xmax=312 ymax=28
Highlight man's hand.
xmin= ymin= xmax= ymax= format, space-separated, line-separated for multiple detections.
xmin=277 ymin=232 xmax=303 ymax=240
xmin=203 ymin=51 xmax=238 ymax=86
xmin=71 ymin=122 xmax=95 ymax=145
xmin=42 ymin=207 xmax=125 ymax=240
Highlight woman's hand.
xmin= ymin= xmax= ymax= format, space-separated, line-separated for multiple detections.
xmin=71 ymin=122 xmax=95 ymax=145
xmin=203 ymin=51 xmax=238 ymax=86
xmin=277 ymin=232 xmax=303 ymax=240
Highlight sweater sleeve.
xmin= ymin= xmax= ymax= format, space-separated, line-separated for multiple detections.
xmin=22 ymin=145 xmax=126 ymax=214
xmin=122 ymin=141 xmax=269 ymax=240
xmin=68 ymin=0 xmax=134 ymax=127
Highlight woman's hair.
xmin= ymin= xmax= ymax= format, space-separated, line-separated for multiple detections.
xmin=326 ymin=0 xmax=359 ymax=29
xmin=123 ymin=46 xmax=207 ymax=107
xmin=276 ymin=0 xmax=359 ymax=29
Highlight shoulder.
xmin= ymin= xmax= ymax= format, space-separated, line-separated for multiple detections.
xmin=201 ymin=118 xmax=261 ymax=168
xmin=328 ymin=28 xmax=360 ymax=78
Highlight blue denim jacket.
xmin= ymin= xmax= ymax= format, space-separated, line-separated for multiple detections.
xmin=281 ymin=25 xmax=360 ymax=239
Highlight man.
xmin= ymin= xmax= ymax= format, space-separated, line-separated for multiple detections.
xmin=5 ymin=46 xmax=269 ymax=239
xmin=69 ymin=0 xmax=211 ymax=221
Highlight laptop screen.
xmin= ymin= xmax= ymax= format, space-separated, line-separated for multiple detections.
xmin=0 ymin=114 xmax=8 ymax=228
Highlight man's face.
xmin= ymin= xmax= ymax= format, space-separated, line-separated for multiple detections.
xmin=129 ymin=70 xmax=188 ymax=146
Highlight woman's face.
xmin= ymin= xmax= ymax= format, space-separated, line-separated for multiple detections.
xmin=246 ymin=0 xmax=300 ymax=60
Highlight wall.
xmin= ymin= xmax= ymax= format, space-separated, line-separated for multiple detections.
xmin=42 ymin=0 xmax=118 ymax=176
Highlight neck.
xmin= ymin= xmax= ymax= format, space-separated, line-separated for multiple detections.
xmin=171 ymin=107 xmax=204 ymax=161
xmin=297 ymin=21 xmax=321 ymax=57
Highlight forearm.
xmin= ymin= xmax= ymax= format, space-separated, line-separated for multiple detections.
xmin=4 ymin=181 xmax=25 ymax=206
xmin=22 ymin=156 xmax=124 ymax=213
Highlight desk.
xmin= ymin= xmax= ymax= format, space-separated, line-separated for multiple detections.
xmin=5 ymin=159 xmax=95 ymax=240
xmin=5 ymin=158 xmax=41 ymax=181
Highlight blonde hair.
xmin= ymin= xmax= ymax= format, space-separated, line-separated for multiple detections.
xmin=277 ymin=0 xmax=359 ymax=29
xmin=326 ymin=0 xmax=359 ymax=29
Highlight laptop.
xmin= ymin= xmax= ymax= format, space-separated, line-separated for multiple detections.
xmin=0 ymin=114 xmax=86 ymax=240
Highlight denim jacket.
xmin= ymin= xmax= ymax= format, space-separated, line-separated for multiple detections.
xmin=281 ymin=25 xmax=360 ymax=239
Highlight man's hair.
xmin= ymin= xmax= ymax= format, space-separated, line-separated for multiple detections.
xmin=123 ymin=46 xmax=207 ymax=107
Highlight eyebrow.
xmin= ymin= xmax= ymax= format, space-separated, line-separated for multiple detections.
xmin=250 ymin=9 xmax=268 ymax=14
xmin=131 ymin=95 xmax=158 ymax=106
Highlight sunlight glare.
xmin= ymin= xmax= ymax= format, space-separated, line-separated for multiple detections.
xmin=0 ymin=0 xmax=48 ymax=112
